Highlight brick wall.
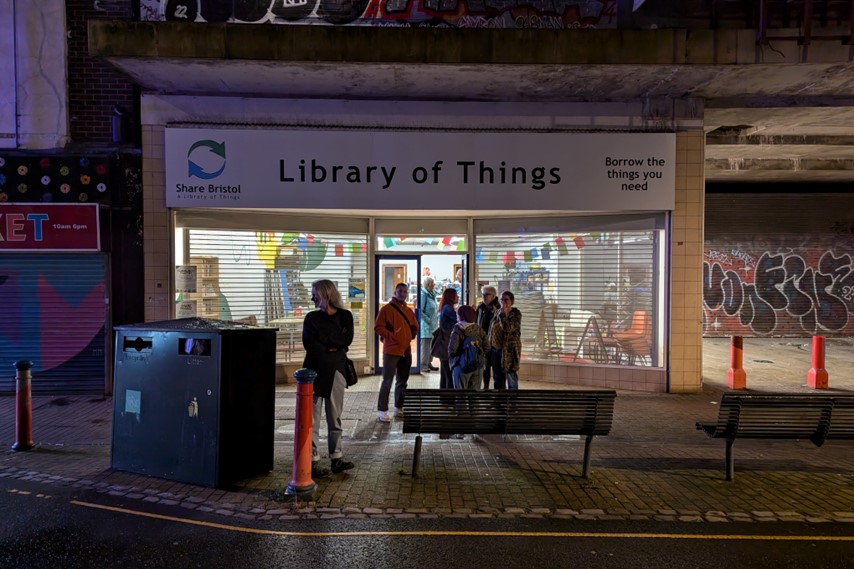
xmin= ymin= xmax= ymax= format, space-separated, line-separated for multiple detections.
xmin=66 ymin=0 xmax=136 ymax=144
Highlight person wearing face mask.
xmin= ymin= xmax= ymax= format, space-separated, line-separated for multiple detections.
xmin=374 ymin=282 xmax=419 ymax=423
xmin=488 ymin=290 xmax=523 ymax=390
xmin=302 ymin=279 xmax=355 ymax=479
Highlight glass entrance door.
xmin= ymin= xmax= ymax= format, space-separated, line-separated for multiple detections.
xmin=375 ymin=255 xmax=421 ymax=375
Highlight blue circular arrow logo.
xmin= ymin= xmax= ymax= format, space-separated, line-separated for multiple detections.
xmin=188 ymin=140 xmax=226 ymax=180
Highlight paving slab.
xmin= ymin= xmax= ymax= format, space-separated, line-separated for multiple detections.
xmin=1 ymin=338 xmax=851 ymax=523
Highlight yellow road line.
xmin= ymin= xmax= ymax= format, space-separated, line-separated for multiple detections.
xmin=70 ymin=501 xmax=854 ymax=541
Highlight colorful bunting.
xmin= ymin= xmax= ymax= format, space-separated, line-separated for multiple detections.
xmin=573 ymin=236 xmax=585 ymax=249
xmin=530 ymin=248 xmax=539 ymax=259
xmin=456 ymin=240 xmax=466 ymax=252
xmin=541 ymin=248 xmax=551 ymax=260
xmin=476 ymin=248 xmax=483 ymax=262
xmin=335 ymin=243 xmax=344 ymax=257
xmin=383 ymin=237 xmax=395 ymax=248
xmin=298 ymin=236 xmax=308 ymax=250
xmin=555 ymin=236 xmax=568 ymax=255
xmin=523 ymin=249 xmax=533 ymax=262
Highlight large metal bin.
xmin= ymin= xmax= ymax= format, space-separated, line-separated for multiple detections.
xmin=111 ymin=318 xmax=276 ymax=488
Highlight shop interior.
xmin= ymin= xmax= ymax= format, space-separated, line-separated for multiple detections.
xmin=173 ymin=222 xmax=662 ymax=373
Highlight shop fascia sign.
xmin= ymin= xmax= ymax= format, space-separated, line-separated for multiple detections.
xmin=165 ymin=128 xmax=676 ymax=211
xmin=0 ymin=203 xmax=100 ymax=251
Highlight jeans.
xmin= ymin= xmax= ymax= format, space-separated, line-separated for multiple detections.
xmin=312 ymin=370 xmax=346 ymax=461
xmin=453 ymin=366 xmax=482 ymax=390
xmin=490 ymin=349 xmax=519 ymax=390
xmin=377 ymin=352 xmax=411 ymax=411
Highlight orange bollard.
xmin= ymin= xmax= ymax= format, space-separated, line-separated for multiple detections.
xmin=807 ymin=336 xmax=828 ymax=389
xmin=726 ymin=336 xmax=747 ymax=390
xmin=286 ymin=368 xmax=317 ymax=499
xmin=12 ymin=360 xmax=35 ymax=452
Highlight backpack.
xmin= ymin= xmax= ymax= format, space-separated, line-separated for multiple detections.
xmin=458 ymin=336 xmax=481 ymax=373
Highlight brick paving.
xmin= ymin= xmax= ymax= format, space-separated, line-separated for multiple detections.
xmin=0 ymin=338 xmax=852 ymax=523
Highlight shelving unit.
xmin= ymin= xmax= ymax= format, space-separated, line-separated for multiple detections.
xmin=187 ymin=256 xmax=220 ymax=318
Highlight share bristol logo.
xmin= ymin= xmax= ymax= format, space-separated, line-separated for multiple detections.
xmin=187 ymin=140 xmax=226 ymax=180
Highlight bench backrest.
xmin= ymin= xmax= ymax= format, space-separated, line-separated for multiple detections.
xmin=713 ymin=392 xmax=854 ymax=444
xmin=402 ymin=389 xmax=616 ymax=436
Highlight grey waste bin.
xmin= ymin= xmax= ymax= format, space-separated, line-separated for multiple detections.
xmin=111 ymin=318 xmax=276 ymax=488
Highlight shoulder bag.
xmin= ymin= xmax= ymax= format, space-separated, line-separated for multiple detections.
xmin=430 ymin=326 xmax=451 ymax=359
xmin=388 ymin=301 xmax=417 ymax=339
xmin=344 ymin=357 xmax=359 ymax=388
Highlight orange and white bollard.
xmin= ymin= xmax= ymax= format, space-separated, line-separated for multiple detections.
xmin=726 ymin=336 xmax=747 ymax=390
xmin=286 ymin=368 xmax=317 ymax=499
xmin=12 ymin=360 xmax=34 ymax=452
xmin=807 ymin=336 xmax=828 ymax=389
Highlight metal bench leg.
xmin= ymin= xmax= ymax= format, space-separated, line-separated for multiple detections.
xmin=582 ymin=435 xmax=594 ymax=479
xmin=725 ymin=439 xmax=734 ymax=481
xmin=412 ymin=435 xmax=422 ymax=478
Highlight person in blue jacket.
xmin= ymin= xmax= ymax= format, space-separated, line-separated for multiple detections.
xmin=419 ymin=276 xmax=438 ymax=373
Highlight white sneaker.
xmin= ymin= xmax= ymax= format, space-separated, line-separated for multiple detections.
xmin=377 ymin=411 xmax=391 ymax=423
xmin=393 ymin=407 xmax=405 ymax=419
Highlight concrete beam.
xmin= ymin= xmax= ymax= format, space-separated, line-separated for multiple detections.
xmin=706 ymin=157 xmax=854 ymax=171
xmin=88 ymin=22 xmax=773 ymax=65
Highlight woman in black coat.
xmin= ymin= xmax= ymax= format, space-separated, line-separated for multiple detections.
xmin=302 ymin=279 xmax=355 ymax=478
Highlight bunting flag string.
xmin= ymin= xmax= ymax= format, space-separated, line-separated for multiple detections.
xmin=247 ymin=230 xmax=604 ymax=267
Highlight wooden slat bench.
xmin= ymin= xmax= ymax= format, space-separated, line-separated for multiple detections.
xmin=402 ymin=389 xmax=617 ymax=478
xmin=696 ymin=392 xmax=854 ymax=480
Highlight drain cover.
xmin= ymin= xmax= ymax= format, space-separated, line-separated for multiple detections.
xmin=752 ymin=359 xmax=774 ymax=364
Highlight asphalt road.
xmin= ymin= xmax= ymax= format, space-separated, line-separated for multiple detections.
xmin=1 ymin=478 xmax=852 ymax=569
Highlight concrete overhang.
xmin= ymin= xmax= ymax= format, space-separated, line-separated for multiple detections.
xmin=89 ymin=21 xmax=854 ymax=183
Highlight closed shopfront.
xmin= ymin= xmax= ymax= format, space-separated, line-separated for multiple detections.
xmin=0 ymin=204 xmax=108 ymax=394
xmin=704 ymin=193 xmax=854 ymax=337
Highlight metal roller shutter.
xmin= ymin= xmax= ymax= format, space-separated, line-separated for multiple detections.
xmin=474 ymin=216 xmax=663 ymax=367
xmin=704 ymin=193 xmax=854 ymax=337
xmin=0 ymin=254 xmax=108 ymax=394
xmin=182 ymin=229 xmax=369 ymax=365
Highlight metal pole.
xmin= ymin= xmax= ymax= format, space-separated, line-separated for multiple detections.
xmin=286 ymin=368 xmax=317 ymax=499
xmin=726 ymin=336 xmax=747 ymax=389
xmin=807 ymin=336 xmax=828 ymax=389
xmin=12 ymin=360 xmax=34 ymax=452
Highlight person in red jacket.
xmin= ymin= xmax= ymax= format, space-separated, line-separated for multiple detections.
xmin=374 ymin=282 xmax=418 ymax=423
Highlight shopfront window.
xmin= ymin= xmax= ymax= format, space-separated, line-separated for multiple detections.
xmin=376 ymin=235 xmax=466 ymax=253
xmin=176 ymin=229 xmax=368 ymax=364
xmin=475 ymin=227 xmax=662 ymax=367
